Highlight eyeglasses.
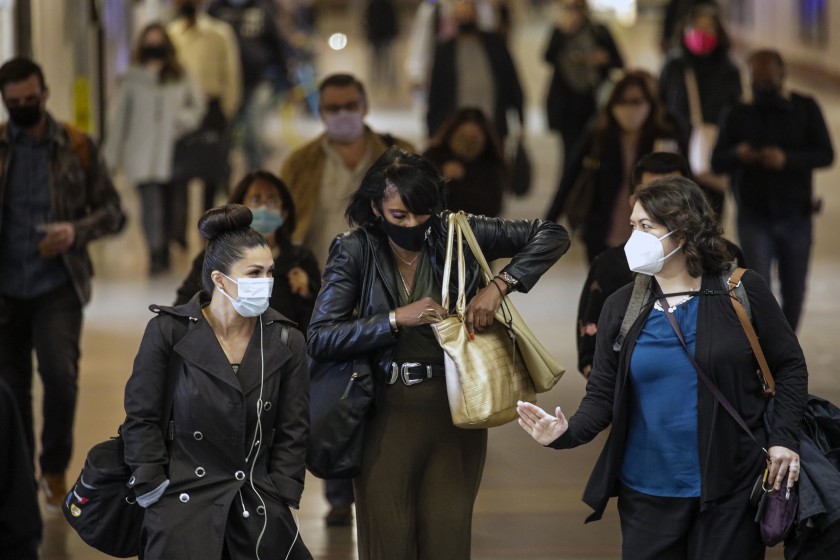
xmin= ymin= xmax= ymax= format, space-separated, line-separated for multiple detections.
xmin=614 ymin=97 xmax=648 ymax=107
xmin=246 ymin=195 xmax=282 ymax=210
xmin=320 ymin=100 xmax=363 ymax=114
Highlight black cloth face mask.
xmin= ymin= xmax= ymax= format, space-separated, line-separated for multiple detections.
xmin=140 ymin=46 xmax=168 ymax=61
xmin=8 ymin=104 xmax=43 ymax=128
xmin=379 ymin=219 xmax=428 ymax=252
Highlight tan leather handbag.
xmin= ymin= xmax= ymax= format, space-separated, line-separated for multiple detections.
xmin=432 ymin=213 xmax=539 ymax=429
xmin=455 ymin=213 xmax=566 ymax=392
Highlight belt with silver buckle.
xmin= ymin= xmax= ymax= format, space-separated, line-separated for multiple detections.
xmin=387 ymin=362 xmax=446 ymax=386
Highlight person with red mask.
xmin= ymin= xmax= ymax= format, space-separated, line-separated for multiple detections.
xmin=658 ymin=2 xmax=741 ymax=222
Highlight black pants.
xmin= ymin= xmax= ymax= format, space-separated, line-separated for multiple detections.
xmin=0 ymin=284 xmax=83 ymax=474
xmin=617 ymin=484 xmax=765 ymax=560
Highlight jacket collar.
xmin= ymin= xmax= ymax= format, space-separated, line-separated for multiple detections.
xmin=153 ymin=292 xmax=295 ymax=395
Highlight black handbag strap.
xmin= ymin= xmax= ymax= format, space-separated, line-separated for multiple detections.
xmin=656 ymin=292 xmax=768 ymax=458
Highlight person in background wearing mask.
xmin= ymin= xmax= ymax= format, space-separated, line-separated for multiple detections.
xmin=0 ymin=57 xmax=125 ymax=512
xmin=308 ymin=147 xmax=569 ymax=559
xmin=175 ymin=170 xmax=320 ymax=332
xmin=123 ymin=204 xmax=312 ymax=560
xmin=279 ymin=73 xmax=413 ymax=526
xmin=544 ymin=0 xmax=623 ymax=166
xmin=168 ymin=0 xmax=242 ymax=240
xmin=547 ymin=70 xmax=682 ymax=263
xmin=658 ymin=2 xmax=740 ymax=221
xmin=519 ymin=176 xmax=807 ymax=560
xmin=104 ymin=22 xmax=205 ymax=275
xmin=712 ymin=50 xmax=834 ymax=331
xmin=426 ymin=0 xmax=524 ymax=143
xmin=405 ymin=0 xmax=498 ymax=93
xmin=280 ymin=74 xmax=415 ymax=266
xmin=208 ymin=0 xmax=292 ymax=170
xmin=423 ymin=107 xmax=508 ymax=217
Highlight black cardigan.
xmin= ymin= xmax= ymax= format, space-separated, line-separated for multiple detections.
xmin=551 ymin=269 xmax=808 ymax=522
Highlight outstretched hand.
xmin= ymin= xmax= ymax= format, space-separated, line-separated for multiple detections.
xmin=517 ymin=401 xmax=568 ymax=446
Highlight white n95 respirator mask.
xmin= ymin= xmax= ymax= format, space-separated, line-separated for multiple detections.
xmin=624 ymin=230 xmax=681 ymax=276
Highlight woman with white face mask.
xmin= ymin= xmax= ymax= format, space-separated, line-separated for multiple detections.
xmin=546 ymin=70 xmax=684 ymax=263
xmin=123 ymin=204 xmax=313 ymax=560
xmin=520 ymin=177 xmax=807 ymax=559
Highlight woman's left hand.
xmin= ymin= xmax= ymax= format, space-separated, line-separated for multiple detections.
xmin=767 ymin=446 xmax=800 ymax=491
xmin=464 ymin=280 xmax=505 ymax=337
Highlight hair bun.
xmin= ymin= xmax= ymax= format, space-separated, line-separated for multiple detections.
xmin=198 ymin=204 xmax=253 ymax=241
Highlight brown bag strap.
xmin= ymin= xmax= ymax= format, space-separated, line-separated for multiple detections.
xmin=727 ymin=268 xmax=776 ymax=397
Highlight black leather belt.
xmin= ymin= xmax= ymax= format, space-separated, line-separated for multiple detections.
xmin=387 ymin=362 xmax=446 ymax=386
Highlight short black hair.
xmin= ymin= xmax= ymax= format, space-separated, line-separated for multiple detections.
xmin=631 ymin=152 xmax=692 ymax=190
xmin=0 ymin=57 xmax=47 ymax=93
xmin=318 ymin=73 xmax=367 ymax=103
xmin=345 ymin=146 xmax=446 ymax=227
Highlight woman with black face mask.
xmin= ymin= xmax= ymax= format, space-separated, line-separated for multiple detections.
xmin=307 ymin=146 xmax=570 ymax=559
xmin=104 ymin=22 xmax=205 ymax=275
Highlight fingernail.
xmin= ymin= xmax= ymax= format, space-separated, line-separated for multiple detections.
xmin=469 ymin=333 xmax=475 ymax=341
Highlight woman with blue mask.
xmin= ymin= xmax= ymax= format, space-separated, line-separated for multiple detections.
xmin=519 ymin=176 xmax=807 ymax=559
xmin=176 ymin=171 xmax=321 ymax=332
xmin=123 ymin=204 xmax=313 ymax=560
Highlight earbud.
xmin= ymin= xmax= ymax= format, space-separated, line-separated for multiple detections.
xmin=243 ymin=509 xmax=250 ymax=518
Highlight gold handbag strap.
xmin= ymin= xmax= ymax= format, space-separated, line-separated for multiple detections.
xmin=452 ymin=212 xmax=494 ymax=283
xmin=728 ymin=268 xmax=776 ymax=397
xmin=440 ymin=213 xmax=466 ymax=317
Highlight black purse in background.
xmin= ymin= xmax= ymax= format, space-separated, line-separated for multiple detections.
xmin=306 ymin=357 xmax=374 ymax=479
xmin=509 ymin=138 xmax=532 ymax=197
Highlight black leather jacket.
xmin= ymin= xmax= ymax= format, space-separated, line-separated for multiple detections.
xmin=307 ymin=212 xmax=570 ymax=381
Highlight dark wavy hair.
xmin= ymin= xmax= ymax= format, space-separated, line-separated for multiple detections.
xmin=227 ymin=170 xmax=296 ymax=253
xmin=593 ymin=69 xmax=675 ymax=156
xmin=198 ymin=204 xmax=268 ymax=293
xmin=634 ymin=176 xmax=732 ymax=277
xmin=345 ymin=146 xmax=447 ymax=227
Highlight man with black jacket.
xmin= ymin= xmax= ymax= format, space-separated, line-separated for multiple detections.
xmin=712 ymin=49 xmax=834 ymax=331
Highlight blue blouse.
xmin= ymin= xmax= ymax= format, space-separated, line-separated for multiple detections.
xmin=620 ymin=296 xmax=701 ymax=498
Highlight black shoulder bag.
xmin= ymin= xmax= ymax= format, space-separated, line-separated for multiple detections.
xmin=62 ymin=315 xmax=192 ymax=557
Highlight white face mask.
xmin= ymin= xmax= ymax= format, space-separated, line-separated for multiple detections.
xmin=624 ymin=230 xmax=680 ymax=275
xmin=218 ymin=274 xmax=274 ymax=317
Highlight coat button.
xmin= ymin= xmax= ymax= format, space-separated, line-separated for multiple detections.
xmin=256 ymin=505 xmax=266 ymax=516
xmin=235 ymin=471 xmax=245 ymax=480
xmin=193 ymin=431 xmax=203 ymax=441
xmin=128 ymin=476 xmax=136 ymax=487
xmin=195 ymin=467 xmax=206 ymax=478
xmin=179 ymin=493 xmax=190 ymax=503
xmin=263 ymin=401 xmax=272 ymax=411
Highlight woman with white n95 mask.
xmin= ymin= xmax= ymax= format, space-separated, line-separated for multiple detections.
xmin=122 ymin=204 xmax=312 ymax=560
xmin=519 ymin=177 xmax=807 ymax=559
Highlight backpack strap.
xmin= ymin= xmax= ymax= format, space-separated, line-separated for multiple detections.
xmin=62 ymin=123 xmax=91 ymax=174
xmin=613 ymin=274 xmax=651 ymax=352
xmin=727 ymin=268 xmax=776 ymax=397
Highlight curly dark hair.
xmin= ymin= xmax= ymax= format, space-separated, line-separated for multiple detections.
xmin=345 ymin=146 xmax=447 ymax=227
xmin=634 ymin=176 xmax=732 ymax=277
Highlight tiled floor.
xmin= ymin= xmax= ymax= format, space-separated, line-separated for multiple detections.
xmin=33 ymin=4 xmax=840 ymax=559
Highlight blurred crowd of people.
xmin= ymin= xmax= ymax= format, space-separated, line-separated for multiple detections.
xmin=0 ymin=0 xmax=836 ymax=558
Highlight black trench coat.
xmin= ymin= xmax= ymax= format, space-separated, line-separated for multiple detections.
xmin=122 ymin=294 xmax=312 ymax=560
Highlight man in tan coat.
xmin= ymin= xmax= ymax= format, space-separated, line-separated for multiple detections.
xmin=280 ymin=74 xmax=415 ymax=267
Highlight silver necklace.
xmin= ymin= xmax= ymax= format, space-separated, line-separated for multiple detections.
xmin=389 ymin=239 xmax=419 ymax=266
